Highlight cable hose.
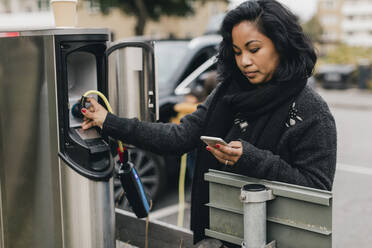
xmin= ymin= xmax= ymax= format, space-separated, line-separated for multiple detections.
xmin=82 ymin=90 xmax=124 ymax=152
xmin=177 ymin=153 xmax=187 ymax=227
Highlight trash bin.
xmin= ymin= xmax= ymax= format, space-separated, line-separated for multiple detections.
xmin=315 ymin=64 xmax=355 ymax=89
xmin=357 ymin=59 xmax=371 ymax=90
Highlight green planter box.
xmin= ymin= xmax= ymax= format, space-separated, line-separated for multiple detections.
xmin=204 ymin=169 xmax=332 ymax=248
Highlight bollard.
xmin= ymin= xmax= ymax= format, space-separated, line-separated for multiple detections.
xmin=240 ymin=184 xmax=275 ymax=248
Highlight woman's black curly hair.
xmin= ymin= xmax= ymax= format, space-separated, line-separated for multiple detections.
xmin=217 ymin=0 xmax=317 ymax=83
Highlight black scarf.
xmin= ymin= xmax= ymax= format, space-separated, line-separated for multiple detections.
xmin=223 ymin=75 xmax=307 ymax=152
xmin=190 ymin=74 xmax=307 ymax=243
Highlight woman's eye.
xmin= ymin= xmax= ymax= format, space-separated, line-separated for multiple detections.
xmin=234 ymin=51 xmax=241 ymax=56
xmin=250 ymin=48 xmax=259 ymax=53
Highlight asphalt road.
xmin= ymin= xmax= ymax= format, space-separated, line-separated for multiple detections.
xmin=147 ymin=87 xmax=372 ymax=247
xmin=318 ymin=88 xmax=372 ymax=247
xmin=317 ymin=88 xmax=372 ymax=169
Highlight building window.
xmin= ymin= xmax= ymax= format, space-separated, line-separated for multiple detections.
xmin=344 ymin=0 xmax=361 ymax=3
xmin=323 ymin=0 xmax=335 ymax=9
xmin=322 ymin=15 xmax=338 ymax=25
xmin=209 ymin=3 xmax=219 ymax=15
xmin=38 ymin=0 xmax=50 ymax=11
xmin=323 ymin=31 xmax=339 ymax=41
xmin=83 ymin=0 xmax=101 ymax=13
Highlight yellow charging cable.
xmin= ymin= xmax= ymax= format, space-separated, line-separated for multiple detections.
xmin=82 ymin=90 xmax=124 ymax=153
xmin=177 ymin=153 xmax=187 ymax=227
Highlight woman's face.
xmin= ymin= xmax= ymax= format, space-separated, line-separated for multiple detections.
xmin=232 ymin=20 xmax=279 ymax=84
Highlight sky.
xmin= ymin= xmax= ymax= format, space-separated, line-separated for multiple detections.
xmin=230 ymin=0 xmax=319 ymax=22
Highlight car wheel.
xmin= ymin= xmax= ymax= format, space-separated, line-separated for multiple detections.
xmin=114 ymin=148 xmax=167 ymax=210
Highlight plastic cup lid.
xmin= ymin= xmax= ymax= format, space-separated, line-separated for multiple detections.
xmin=51 ymin=0 xmax=77 ymax=3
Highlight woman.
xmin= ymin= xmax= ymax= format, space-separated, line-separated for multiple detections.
xmin=81 ymin=0 xmax=337 ymax=244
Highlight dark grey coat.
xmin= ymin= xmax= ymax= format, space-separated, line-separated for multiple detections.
xmin=102 ymin=84 xmax=337 ymax=242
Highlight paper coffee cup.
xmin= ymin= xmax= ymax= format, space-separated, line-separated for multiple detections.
xmin=51 ymin=0 xmax=78 ymax=27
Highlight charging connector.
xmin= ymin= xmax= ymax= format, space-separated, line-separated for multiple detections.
xmin=82 ymin=90 xmax=150 ymax=218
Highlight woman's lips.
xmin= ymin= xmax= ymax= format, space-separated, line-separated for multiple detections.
xmin=245 ymin=71 xmax=258 ymax=78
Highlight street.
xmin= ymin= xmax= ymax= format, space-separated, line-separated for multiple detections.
xmin=318 ymin=88 xmax=372 ymax=247
xmin=146 ymin=87 xmax=372 ymax=247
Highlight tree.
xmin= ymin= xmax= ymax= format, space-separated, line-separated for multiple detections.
xmin=97 ymin=0 xmax=201 ymax=36
xmin=302 ymin=15 xmax=323 ymax=43
xmin=320 ymin=44 xmax=372 ymax=65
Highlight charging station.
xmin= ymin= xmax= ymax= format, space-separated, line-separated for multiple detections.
xmin=0 ymin=28 xmax=157 ymax=248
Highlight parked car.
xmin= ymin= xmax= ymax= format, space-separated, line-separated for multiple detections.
xmin=315 ymin=64 xmax=356 ymax=89
xmin=114 ymin=34 xmax=221 ymax=209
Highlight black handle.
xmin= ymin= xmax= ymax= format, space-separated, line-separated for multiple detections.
xmin=58 ymin=152 xmax=113 ymax=181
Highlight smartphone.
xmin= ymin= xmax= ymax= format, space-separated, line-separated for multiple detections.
xmin=200 ymin=136 xmax=229 ymax=147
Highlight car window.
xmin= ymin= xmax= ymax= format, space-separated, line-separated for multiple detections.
xmin=175 ymin=55 xmax=217 ymax=96
xmin=179 ymin=46 xmax=217 ymax=83
xmin=154 ymin=41 xmax=189 ymax=88
xmin=189 ymin=63 xmax=217 ymax=95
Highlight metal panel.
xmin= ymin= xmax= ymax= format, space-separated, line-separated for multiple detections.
xmin=59 ymin=163 xmax=115 ymax=248
xmin=18 ymin=28 xmax=109 ymax=37
xmin=116 ymin=209 xmax=193 ymax=248
xmin=108 ymin=43 xmax=158 ymax=123
xmin=204 ymin=169 xmax=332 ymax=247
xmin=205 ymin=170 xmax=332 ymax=206
xmin=205 ymin=229 xmax=242 ymax=245
xmin=66 ymin=51 xmax=98 ymax=128
xmin=0 ymin=35 xmax=62 ymax=248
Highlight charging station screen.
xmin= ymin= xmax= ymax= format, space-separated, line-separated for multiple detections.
xmin=76 ymin=128 xmax=101 ymax=140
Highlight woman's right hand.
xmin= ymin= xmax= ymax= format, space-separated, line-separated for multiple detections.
xmin=81 ymin=97 xmax=108 ymax=130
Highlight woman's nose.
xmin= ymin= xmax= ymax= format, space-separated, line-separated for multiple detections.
xmin=241 ymin=53 xmax=253 ymax=67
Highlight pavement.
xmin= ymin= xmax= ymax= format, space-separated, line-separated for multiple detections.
xmin=333 ymin=167 xmax=372 ymax=247
xmin=319 ymin=87 xmax=372 ymax=247
xmin=317 ymin=87 xmax=372 ymax=109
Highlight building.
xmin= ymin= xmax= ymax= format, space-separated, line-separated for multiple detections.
xmin=342 ymin=0 xmax=372 ymax=47
xmin=0 ymin=0 xmax=55 ymax=30
xmin=0 ymin=0 xmax=49 ymax=13
xmin=317 ymin=0 xmax=344 ymax=44
xmin=317 ymin=0 xmax=372 ymax=47
xmin=0 ymin=0 xmax=228 ymax=40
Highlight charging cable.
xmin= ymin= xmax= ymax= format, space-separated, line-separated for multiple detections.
xmin=81 ymin=90 xmax=124 ymax=153
xmin=177 ymin=153 xmax=187 ymax=227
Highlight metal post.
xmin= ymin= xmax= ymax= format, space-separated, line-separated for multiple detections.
xmin=240 ymin=184 xmax=275 ymax=248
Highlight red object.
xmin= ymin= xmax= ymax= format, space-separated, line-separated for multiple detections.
xmin=206 ymin=147 xmax=211 ymax=151
xmin=81 ymin=108 xmax=86 ymax=113
xmin=215 ymin=144 xmax=220 ymax=148
xmin=0 ymin=32 xmax=19 ymax=38
xmin=117 ymin=147 xmax=126 ymax=163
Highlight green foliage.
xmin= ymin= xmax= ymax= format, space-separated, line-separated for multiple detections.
xmin=302 ymin=15 xmax=323 ymax=43
xmin=97 ymin=0 xmax=197 ymax=20
xmin=96 ymin=0 xmax=202 ymax=35
xmin=320 ymin=44 xmax=372 ymax=65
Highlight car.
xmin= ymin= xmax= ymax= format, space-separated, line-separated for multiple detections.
xmin=157 ymin=35 xmax=221 ymax=121
xmin=315 ymin=64 xmax=356 ymax=89
xmin=114 ymin=34 xmax=221 ymax=209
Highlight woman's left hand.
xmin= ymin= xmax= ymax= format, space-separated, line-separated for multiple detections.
xmin=206 ymin=141 xmax=243 ymax=166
